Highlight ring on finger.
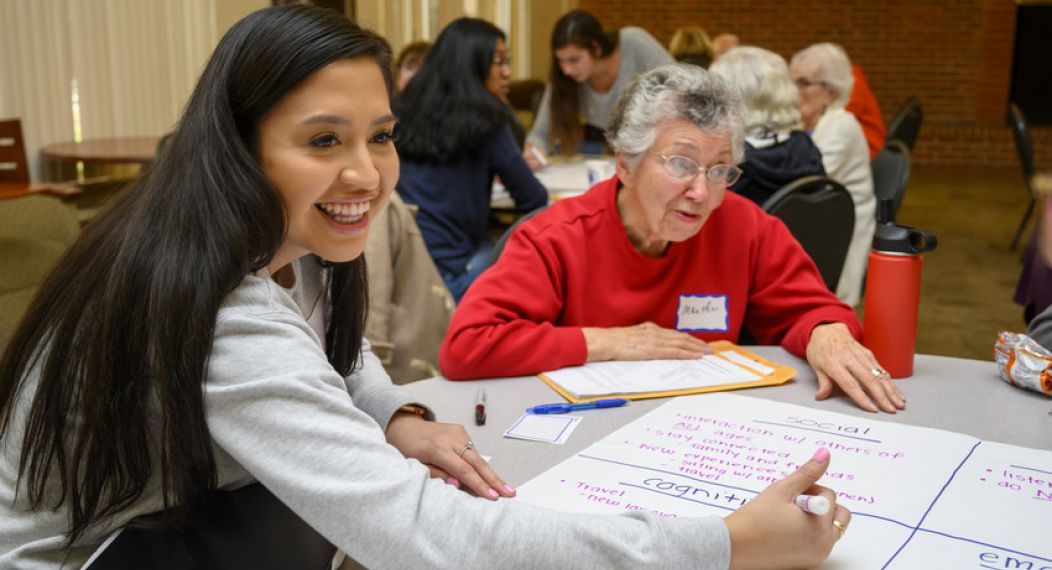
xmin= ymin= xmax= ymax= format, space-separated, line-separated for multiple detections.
xmin=457 ymin=441 xmax=475 ymax=458
xmin=870 ymin=368 xmax=888 ymax=378
xmin=832 ymin=519 xmax=848 ymax=539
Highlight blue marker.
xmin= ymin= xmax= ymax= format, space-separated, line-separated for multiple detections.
xmin=526 ymin=398 xmax=629 ymax=414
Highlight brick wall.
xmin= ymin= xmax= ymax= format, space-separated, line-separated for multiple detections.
xmin=579 ymin=0 xmax=1051 ymax=169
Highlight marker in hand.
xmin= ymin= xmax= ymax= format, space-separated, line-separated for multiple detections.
xmin=794 ymin=494 xmax=831 ymax=516
xmin=529 ymin=145 xmax=549 ymax=168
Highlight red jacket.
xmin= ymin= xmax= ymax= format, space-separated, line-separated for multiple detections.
xmin=845 ymin=64 xmax=887 ymax=159
xmin=440 ymin=178 xmax=861 ymax=379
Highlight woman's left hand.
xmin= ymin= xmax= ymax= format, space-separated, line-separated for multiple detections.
xmin=805 ymin=323 xmax=907 ymax=413
xmin=385 ymin=413 xmax=515 ymax=500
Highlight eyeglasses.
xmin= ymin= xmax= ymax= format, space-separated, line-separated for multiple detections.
xmin=492 ymin=54 xmax=512 ymax=69
xmin=794 ymin=77 xmax=827 ymax=90
xmin=650 ymin=152 xmax=742 ymax=186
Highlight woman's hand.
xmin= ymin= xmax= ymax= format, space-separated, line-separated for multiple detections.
xmin=582 ymin=322 xmax=713 ymax=362
xmin=522 ymin=142 xmax=547 ymax=172
xmin=385 ymin=413 xmax=515 ymax=500
xmin=806 ymin=322 xmax=907 ymax=413
xmin=724 ymin=448 xmax=849 ymax=570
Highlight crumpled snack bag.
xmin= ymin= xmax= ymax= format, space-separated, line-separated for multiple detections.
xmin=994 ymin=331 xmax=1052 ymax=396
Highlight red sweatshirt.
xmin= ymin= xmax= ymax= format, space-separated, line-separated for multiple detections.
xmin=845 ymin=64 xmax=887 ymax=159
xmin=440 ymin=177 xmax=861 ymax=380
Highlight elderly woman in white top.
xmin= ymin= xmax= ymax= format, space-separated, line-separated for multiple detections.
xmin=790 ymin=43 xmax=875 ymax=306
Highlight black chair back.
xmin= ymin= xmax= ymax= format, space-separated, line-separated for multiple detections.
xmin=871 ymin=140 xmax=911 ymax=223
xmin=1009 ymin=102 xmax=1037 ymax=250
xmin=762 ymin=175 xmax=855 ymax=292
xmin=487 ymin=206 xmax=547 ymax=268
xmin=885 ymin=98 xmax=923 ymax=151
xmin=84 ymin=483 xmax=336 ymax=570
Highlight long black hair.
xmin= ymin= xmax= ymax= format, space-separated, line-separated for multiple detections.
xmin=548 ymin=10 xmax=618 ymax=152
xmin=0 ymin=5 xmax=391 ymax=544
xmin=394 ymin=17 xmax=509 ymax=162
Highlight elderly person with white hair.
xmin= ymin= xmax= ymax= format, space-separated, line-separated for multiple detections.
xmin=790 ymin=43 xmax=876 ymax=306
xmin=710 ymin=46 xmax=826 ymax=205
xmin=441 ymin=64 xmax=906 ymax=415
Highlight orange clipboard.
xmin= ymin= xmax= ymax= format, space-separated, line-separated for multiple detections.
xmin=537 ymin=341 xmax=797 ymax=403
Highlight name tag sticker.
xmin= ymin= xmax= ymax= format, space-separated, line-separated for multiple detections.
xmin=676 ymin=294 xmax=729 ymax=332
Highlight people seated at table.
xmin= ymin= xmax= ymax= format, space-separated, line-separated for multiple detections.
xmin=523 ymin=10 xmax=672 ymax=169
xmin=845 ymin=64 xmax=886 ymax=159
xmin=790 ymin=43 xmax=875 ymax=306
xmin=669 ymin=25 xmax=715 ymax=68
xmin=395 ymin=17 xmax=547 ymax=302
xmin=442 ymin=64 xmax=906 ymax=415
xmin=0 ymin=8 xmax=850 ymax=568
xmin=393 ymin=40 xmax=430 ymax=94
xmin=710 ymin=46 xmax=826 ymax=205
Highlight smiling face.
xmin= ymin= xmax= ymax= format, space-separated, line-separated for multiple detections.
xmin=259 ymin=57 xmax=398 ymax=274
xmin=790 ymin=58 xmax=837 ymax=130
xmin=615 ymin=118 xmax=733 ymax=257
xmin=485 ymin=37 xmax=512 ymax=99
xmin=554 ymin=43 xmax=597 ymax=83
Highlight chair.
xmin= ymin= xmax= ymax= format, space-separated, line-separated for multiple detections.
xmin=762 ymin=176 xmax=855 ymax=292
xmin=84 ymin=483 xmax=337 ymax=570
xmin=871 ymin=140 xmax=911 ymax=223
xmin=1008 ymin=103 xmax=1036 ymax=251
xmin=0 ymin=195 xmax=80 ymax=349
xmin=0 ymin=118 xmax=30 ymax=184
xmin=506 ymin=79 xmax=545 ymax=116
xmin=487 ymin=206 xmax=547 ymax=267
xmin=885 ymin=98 xmax=923 ymax=151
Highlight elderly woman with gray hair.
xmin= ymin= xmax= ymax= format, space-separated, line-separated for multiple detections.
xmin=442 ymin=64 xmax=906 ymax=415
xmin=710 ymin=46 xmax=826 ymax=205
xmin=790 ymin=43 xmax=876 ymax=306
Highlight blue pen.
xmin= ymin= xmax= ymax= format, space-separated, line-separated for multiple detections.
xmin=526 ymin=398 xmax=629 ymax=414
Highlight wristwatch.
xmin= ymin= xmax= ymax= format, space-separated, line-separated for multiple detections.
xmin=396 ymin=404 xmax=432 ymax=421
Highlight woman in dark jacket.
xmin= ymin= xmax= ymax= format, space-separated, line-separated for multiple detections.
xmin=395 ymin=18 xmax=547 ymax=302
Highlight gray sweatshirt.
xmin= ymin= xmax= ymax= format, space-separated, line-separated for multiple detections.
xmin=527 ymin=27 xmax=673 ymax=153
xmin=0 ymin=258 xmax=730 ymax=569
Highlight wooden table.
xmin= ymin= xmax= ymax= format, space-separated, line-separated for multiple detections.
xmin=41 ymin=136 xmax=159 ymax=164
xmin=0 ymin=181 xmax=80 ymax=201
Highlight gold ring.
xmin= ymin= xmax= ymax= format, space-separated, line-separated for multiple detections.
xmin=832 ymin=519 xmax=847 ymax=539
xmin=870 ymin=368 xmax=887 ymax=378
xmin=457 ymin=441 xmax=475 ymax=458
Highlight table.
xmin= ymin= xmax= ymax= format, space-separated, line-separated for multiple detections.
xmin=41 ymin=136 xmax=159 ymax=164
xmin=0 ymin=181 xmax=81 ymax=200
xmin=400 ymin=348 xmax=1051 ymax=484
xmin=490 ymin=156 xmax=614 ymax=210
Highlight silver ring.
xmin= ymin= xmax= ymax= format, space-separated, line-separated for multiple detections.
xmin=870 ymin=368 xmax=887 ymax=378
xmin=457 ymin=441 xmax=475 ymax=458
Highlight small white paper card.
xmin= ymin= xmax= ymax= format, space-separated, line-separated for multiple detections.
xmin=676 ymin=294 xmax=729 ymax=332
xmin=503 ymin=413 xmax=582 ymax=444
xmin=717 ymin=349 xmax=776 ymax=375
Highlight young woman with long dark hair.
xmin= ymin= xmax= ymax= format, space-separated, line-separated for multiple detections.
xmin=1 ymin=7 xmax=846 ymax=568
xmin=394 ymin=17 xmax=547 ymax=302
xmin=522 ymin=10 xmax=672 ymax=170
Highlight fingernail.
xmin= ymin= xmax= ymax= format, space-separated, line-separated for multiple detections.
xmin=504 ymin=483 xmax=517 ymax=494
xmin=811 ymin=447 xmax=830 ymax=464
xmin=487 ymin=488 xmax=499 ymax=499
xmin=446 ymin=477 xmax=460 ymax=488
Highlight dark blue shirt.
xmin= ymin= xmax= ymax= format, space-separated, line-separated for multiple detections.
xmin=731 ymin=130 xmax=826 ymax=206
xmin=397 ymin=125 xmax=547 ymax=276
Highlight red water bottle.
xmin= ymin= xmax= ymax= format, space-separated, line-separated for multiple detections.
xmin=862 ymin=200 xmax=938 ymax=378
